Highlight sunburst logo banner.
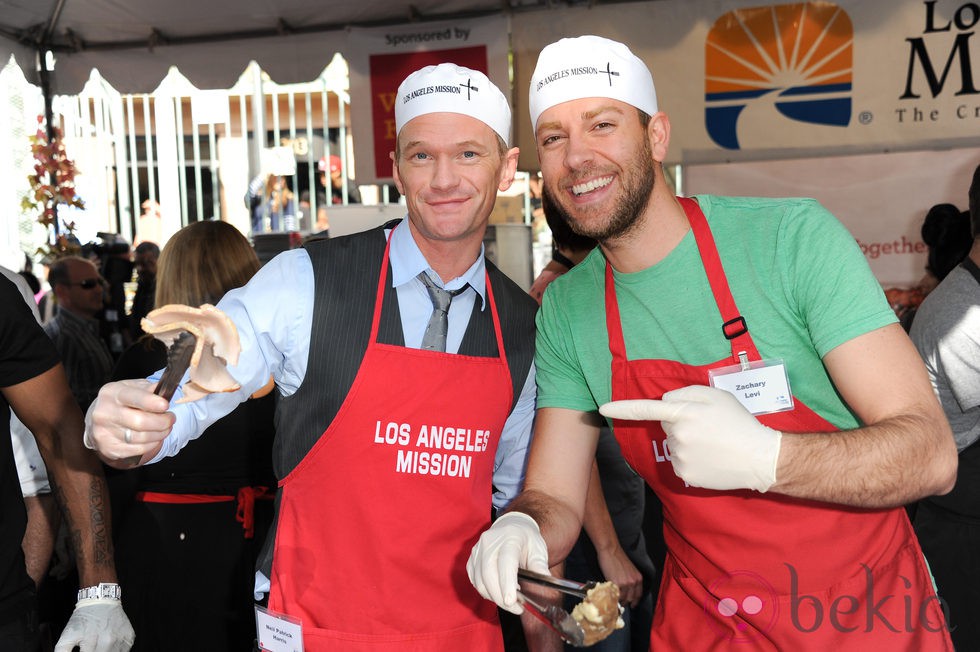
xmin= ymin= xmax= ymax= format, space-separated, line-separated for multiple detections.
xmin=704 ymin=2 xmax=853 ymax=150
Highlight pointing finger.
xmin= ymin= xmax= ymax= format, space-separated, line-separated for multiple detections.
xmin=598 ymin=399 xmax=684 ymax=423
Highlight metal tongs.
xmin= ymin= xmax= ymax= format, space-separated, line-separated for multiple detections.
xmin=519 ymin=568 xmax=597 ymax=598
xmin=517 ymin=569 xmax=598 ymax=647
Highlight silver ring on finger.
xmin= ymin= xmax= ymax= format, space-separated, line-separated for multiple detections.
xmin=124 ymin=428 xmax=133 ymax=444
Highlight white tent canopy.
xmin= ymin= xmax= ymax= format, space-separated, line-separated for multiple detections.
xmin=4 ymin=0 xmax=978 ymax=290
xmin=0 ymin=0 xmax=641 ymax=94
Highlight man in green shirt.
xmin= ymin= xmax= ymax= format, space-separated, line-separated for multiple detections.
xmin=469 ymin=35 xmax=956 ymax=650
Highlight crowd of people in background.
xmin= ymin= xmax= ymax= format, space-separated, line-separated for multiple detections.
xmin=248 ymin=150 xmax=363 ymax=237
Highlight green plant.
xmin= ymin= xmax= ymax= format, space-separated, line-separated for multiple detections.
xmin=21 ymin=116 xmax=85 ymax=262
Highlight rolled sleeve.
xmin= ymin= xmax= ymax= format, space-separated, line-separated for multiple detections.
xmin=151 ymin=249 xmax=314 ymax=461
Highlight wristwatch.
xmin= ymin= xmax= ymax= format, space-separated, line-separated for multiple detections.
xmin=77 ymin=582 xmax=122 ymax=601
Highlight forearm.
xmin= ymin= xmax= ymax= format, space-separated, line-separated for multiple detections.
xmin=505 ymin=489 xmax=583 ymax=567
xmin=581 ymin=462 xmax=621 ymax=557
xmin=774 ymin=324 xmax=958 ymax=507
xmin=509 ymin=408 xmax=600 ymax=565
xmin=37 ymin=409 xmax=118 ymax=586
xmin=580 ymin=461 xmax=644 ymax=605
xmin=22 ymin=494 xmax=59 ymax=586
xmin=774 ymin=412 xmax=957 ymax=508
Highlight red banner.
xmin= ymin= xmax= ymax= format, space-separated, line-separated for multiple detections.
xmin=347 ymin=15 xmax=510 ymax=184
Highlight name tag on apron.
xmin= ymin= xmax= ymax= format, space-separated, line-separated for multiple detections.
xmin=255 ymin=605 xmax=304 ymax=652
xmin=708 ymin=358 xmax=794 ymax=415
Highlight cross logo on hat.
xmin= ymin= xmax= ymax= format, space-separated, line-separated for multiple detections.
xmin=528 ymin=36 xmax=658 ymax=130
xmin=460 ymin=78 xmax=480 ymax=101
xmin=603 ymin=62 xmax=620 ymax=86
xmin=395 ymin=63 xmax=511 ymax=145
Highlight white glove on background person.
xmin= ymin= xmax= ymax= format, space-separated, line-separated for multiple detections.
xmin=467 ymin=512 xmax=550 ymax=615
xmin=599 ymin=385 xmax=782 ymax=492
xmin=54 ymin=599 xmax=135 ymax=652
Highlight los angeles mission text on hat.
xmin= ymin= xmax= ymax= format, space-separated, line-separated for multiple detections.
xmin=536 ymin=66 xmax=600 ymax=91
xmin=403 ymin=85 xmax=463 ymax=103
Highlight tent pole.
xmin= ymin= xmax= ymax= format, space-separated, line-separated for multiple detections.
xmin=37 ymin=48 xmax=59 ymax=238
xmin=249 ymin=62 xmax=265 ymax=182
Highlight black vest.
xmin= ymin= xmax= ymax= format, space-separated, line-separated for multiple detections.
xmin=272 ymin=220 xmax=538 ymax=479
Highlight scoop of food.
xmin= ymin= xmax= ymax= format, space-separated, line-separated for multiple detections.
xmin=141 ymin=304 xmax=241 ymax=403
xmin=570 ymin=582 xmax=625 ymax=646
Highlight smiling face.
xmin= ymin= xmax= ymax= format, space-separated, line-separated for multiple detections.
xmin=536 ymin=98 xmax=657 ymax=242
xmin=392 ymin=112 xmax=518 ymax=248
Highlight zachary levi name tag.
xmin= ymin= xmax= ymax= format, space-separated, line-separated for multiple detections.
xmin=708 ymin=358 xmax=794 ymax=415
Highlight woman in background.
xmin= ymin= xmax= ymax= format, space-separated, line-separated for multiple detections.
xmin=247 ymin=173 xmax=296 ymax=233
xmin=109 ymin=220 xmax=276 ymax=651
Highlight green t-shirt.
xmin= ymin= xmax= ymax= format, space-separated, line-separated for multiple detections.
xmin=535 ymin=195 xmax=897 ymax=430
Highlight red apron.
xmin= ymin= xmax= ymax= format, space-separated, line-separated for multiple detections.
xmin=268 ymin=229 xmax=511 ymax=651
xmin=605 ymin=198 xmax=952 ymax=650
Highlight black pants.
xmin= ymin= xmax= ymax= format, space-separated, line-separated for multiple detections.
xmin=0 ymin=599 xmax=41 ymax=652
xmin=914 ymin=502 xmax=977 ymax=651
xmin=116 ymin=499 xmax=272 ymax=652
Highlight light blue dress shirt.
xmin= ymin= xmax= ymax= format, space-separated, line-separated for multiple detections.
xmin=154 ymin=221 xmax=536 ymax=511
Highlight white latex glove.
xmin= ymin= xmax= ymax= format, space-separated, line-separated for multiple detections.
xmin=466 ymin=512 xmax=550 ymax=615
xmin=84 ymin=379 xmax=174 ymax=463
xmin=55 ymin=599 xmax=135 ymax=652
xmin=599 ymin=385 xmax=781 ymax=492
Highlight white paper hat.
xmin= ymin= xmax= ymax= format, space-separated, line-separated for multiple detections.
xmin=529 ymin=35 xmax=658 ymax=130
xmin=395 ymin=63 xmax=512 ymax=145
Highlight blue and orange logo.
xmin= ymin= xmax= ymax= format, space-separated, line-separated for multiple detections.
xmin=705 ymin=2 xmax=853 ymax=150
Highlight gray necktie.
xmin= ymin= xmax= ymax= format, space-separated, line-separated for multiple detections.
xmin=418 ymin=272 xmax=466 ymax=352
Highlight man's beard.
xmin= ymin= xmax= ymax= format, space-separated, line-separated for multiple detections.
xmin=543 ymin=140 xmax=656 ymax=242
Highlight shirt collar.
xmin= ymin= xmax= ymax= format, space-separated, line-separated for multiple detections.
xmin=387 ymin=219 xmax=488 ymax=309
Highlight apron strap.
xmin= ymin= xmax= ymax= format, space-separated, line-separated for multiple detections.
xmin=679 ymin=197 xmax=761 ymax=363
xmin=605 ymin=198 xmax=762 ymax=365
xmin=483 ymin=271 xmax=511 ymax=377
xmin=605 ymin=263 xmax=628 ymax=362
xmin=369 ymin=227 xmax=396 ymax=342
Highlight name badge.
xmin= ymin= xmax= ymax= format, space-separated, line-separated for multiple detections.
xmin=708 ymin=358 xmax=794 ymax=415
xmin=256 ymin=605 xmax=304 ymax=652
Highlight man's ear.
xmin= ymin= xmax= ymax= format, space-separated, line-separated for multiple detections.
xmin=648 ymin=112 xmax=671 ymax=163
xmin=50 ymin=284 xmax=68 ymax=304
xmin=497 ymin=147 xmax=521 ymax=192
xmin=390 ymin=151 xmax=405 ymax=196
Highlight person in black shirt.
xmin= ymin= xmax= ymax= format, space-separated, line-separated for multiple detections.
xmin=0 ymin=276 xmax=133 ymax=650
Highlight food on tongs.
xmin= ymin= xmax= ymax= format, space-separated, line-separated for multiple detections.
xmin=570 ymin=581 xmax=625 ymax=646
xmin=517 ymin=569 xmax=624 ymax=646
